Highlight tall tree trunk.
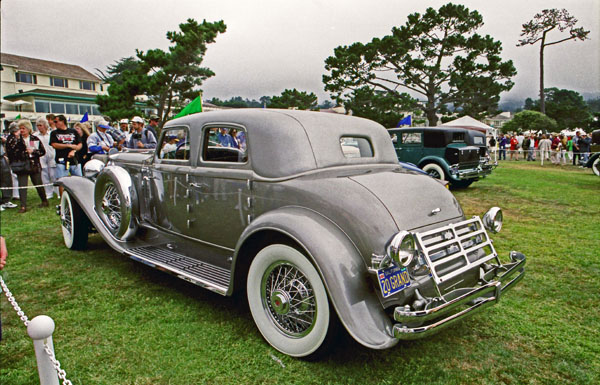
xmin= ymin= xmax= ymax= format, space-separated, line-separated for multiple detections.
xmin=425 ymin=95 xmax=438 ymax=126
xmin=539 ymin=32 xmax=546 ymax=115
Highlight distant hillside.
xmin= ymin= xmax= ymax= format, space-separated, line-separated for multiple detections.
xmin=498 ymin=99 xmax=524 ymax=112
xmin=499 ymin=92 xmax=600 ymax=112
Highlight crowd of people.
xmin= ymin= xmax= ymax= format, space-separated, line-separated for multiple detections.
xmin=0 ymin=113 xmax=161 ymax=213
xmin=491 ymin=131 xmax=594 ymax=166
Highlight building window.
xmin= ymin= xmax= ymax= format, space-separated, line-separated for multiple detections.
xmin=51 ymin=103 xmax=65 ymax=114
xmin=92 ymin=106 xmax=101 ymax=115
xmin=79 ymin=81 xmax=95 ymax=91
xmin=79 ymin=105 xmax=92 ymax=114
xmin=15 ymin=73 xmax=37 ymax=84
xmin=65 ymin=104 xmax=79 ymax=115
xmin=51 ymin=77 xmax=69 ymax=88
xmin=35 ymin=101 xmax=50 ymax=113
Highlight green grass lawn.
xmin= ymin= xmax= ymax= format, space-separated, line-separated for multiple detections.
xmin=1 ymin=161 xmax=599 ymax=385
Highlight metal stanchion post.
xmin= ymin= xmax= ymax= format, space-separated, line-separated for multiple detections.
xmin=27 ymin=315 xmax=59 ymax=385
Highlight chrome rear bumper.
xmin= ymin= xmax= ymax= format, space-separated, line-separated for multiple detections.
xmin=392 ymin=251 xmax=526 ymax=340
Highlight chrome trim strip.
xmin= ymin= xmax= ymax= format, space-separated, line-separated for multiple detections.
xmin=394 ymin=281 xmax=500 ymax=324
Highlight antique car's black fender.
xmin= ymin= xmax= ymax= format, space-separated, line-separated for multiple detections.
xmin=232 ymin=205 xmax=398 ymax=350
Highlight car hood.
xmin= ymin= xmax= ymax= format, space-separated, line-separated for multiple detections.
xmin=348 ymin=169 xmax=463 ymax=231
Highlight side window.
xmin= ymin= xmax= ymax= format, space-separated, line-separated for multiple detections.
xmin=424 ymin=131 xmax=446 ymax=148
xmin=201 ymin=126 xmax=248 ymax=163
xmin=402 ymin=132 xmax=422 ymax=144
xmin=159 ymin=127 xmax=189 ymax=161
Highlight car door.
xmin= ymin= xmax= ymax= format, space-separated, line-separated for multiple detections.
xmin=396 ymin=130 xmax=424 ymax=165
xmin=185 ymin=125 xmax=252 ymax=249
xmin=145 ymin=126 xmax=192 ymax=233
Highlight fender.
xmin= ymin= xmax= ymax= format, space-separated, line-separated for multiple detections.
xmin=233 ymin=206 xmax=398 ymax=350
xmin=56 ymin=176 xmax=129 ymax=253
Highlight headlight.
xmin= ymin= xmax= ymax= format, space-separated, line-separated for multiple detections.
xmin=388 ymin=230 xmax=416 ymax=266
xmin=483 ymin=207 xmax=503 ymax=233
xmin=83 ymin=159 xmax=106 ymax=178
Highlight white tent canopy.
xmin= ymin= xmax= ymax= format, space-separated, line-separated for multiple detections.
xmin=441 ymin=115 xmax=494 ymax=135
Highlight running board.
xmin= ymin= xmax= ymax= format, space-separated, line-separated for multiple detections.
xmin=126 ymin=246 xmax=230 ymax=295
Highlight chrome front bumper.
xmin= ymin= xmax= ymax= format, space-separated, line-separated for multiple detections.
xmin=392 ymin=251 xmax=526 ymax=340
xmin=450 ymin=160 xmax=496 ymax=180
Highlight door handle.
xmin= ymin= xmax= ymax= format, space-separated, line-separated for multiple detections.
xmin=189 ymin=182 xmax=209 ymax=189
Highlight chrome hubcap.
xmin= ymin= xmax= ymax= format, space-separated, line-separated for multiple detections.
xmin=261 ymin=262 xmax=316 ymax=337
xmin=270 ymin=291 xmax=290 ymax=315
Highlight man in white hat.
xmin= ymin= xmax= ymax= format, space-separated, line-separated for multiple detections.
xmin=126 ymin=116 xmax=156 ymax=149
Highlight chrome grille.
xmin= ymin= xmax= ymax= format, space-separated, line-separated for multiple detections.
xmin=414 ymin=217 xmax=497 ymax=284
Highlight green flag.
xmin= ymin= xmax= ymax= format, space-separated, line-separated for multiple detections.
xmin=174 ymin=96 xmax=202 ymax=119
xmin=15 ymin=114 xmax=21 ymax=119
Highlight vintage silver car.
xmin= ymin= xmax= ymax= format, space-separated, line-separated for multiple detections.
xmin=57 ymin=109 xmax=526 ymax=358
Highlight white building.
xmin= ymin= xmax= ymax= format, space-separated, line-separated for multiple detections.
xmin=1 ymin=52 xmax=108 ymax=128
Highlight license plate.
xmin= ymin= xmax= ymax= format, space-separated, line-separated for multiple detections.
xmin=378 ymin=265 xmax=411 ymax=298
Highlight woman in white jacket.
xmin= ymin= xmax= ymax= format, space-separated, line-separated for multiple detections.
xmin=537 ymin=134 xmax=552 ymax=166
xmin=34 ymin=117 xmax=57 ymax=199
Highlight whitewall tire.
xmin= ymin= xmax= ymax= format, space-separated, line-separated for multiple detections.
xmin=247 ymin=244 xmax=332 ymax=358
xmin=60 ymin=191 xmax=89 ymax=250
xmin=422 ymin=163 xmax=446 ymax=180
xmin=593 ymin=157 xmax=600 ymax=177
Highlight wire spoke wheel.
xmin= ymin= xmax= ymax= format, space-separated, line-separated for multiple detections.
xmin=60 ymin=194 xmax=73 ymax=240
xmin=247 ymin=244 xmax=333 ymax=357
xmin=262 ymin=262 xmax=316 ymax=337
xmin=94 ymin=166 xmax=137 ymax=241
xmin=101 ymin=183 xmax=122 ymax=231
xmin=60 ymin=191 xmax=88 ymax=250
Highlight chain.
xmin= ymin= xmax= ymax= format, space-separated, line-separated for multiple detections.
xmin=43 ymin=343 xmax=73 ymax=385
xmin=0 ymin=275 xmax=30 ymax=326
xmin=1 ymin=275 xmax=73 ymax=385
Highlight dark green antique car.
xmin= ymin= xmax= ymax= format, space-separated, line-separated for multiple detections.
xmin=57 ymin=110 xmax=524 ymax=358
xmin=388 ymin=127 xmax=495 ymax=188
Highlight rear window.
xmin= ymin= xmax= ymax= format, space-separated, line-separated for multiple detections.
xmin=340 ymin=137 xmax=374 ymax=158
xmin=452 ymin=132 xmax=465 ymax=142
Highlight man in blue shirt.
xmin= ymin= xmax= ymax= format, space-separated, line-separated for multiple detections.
xmin=217 ymin=127 xmax=236 ymax=148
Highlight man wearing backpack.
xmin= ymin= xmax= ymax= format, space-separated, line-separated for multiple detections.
xmin=522 ymin=135 xmax=531 ymax=161
xmin=126 ymin=116 xmax=156 ymax=149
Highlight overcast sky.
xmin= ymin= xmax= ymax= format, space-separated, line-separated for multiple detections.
xmin=2 ymin=0 xmax=599 ymax=104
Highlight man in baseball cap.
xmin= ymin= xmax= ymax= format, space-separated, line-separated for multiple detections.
xmin=146 ymin=114 xmax=160 ymax=140
xmin=126 ymin=116 xmax=156 ymax=149
xmin=88 ymin=120 xmax=115 ymax=155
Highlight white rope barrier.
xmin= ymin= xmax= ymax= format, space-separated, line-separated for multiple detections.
xmin=0 ymin=183 xmax=55 ymax=190
xmin=1 ymin=275 xmax=73 ymax=385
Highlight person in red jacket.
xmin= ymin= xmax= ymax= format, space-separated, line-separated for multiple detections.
xmin=510 ymin=135 xmax=519 ymax=161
